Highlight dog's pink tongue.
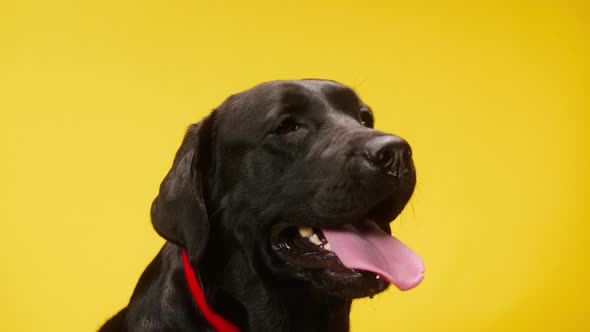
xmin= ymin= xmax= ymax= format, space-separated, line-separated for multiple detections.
xmin=321 ymin=220 xmax=424 ymax=291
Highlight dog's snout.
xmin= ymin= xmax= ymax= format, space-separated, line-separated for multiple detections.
xmin=365 ymin=135 xmax=412 ymax=177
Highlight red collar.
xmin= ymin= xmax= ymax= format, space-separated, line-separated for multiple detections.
xmin=181 ymin=249 xmax=240 ymax=332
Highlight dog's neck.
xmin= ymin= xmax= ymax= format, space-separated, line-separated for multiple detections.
xmin=181 ymin=249 xmax=239 ymax=331
xmin=126 ymin=242 xmax=351 ymax=332
xmin=194 ymin=241 xmax=353 ymax=332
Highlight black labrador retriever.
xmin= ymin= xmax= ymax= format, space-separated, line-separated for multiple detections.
xmin=99 ymin=79 xmax=424 ymax=332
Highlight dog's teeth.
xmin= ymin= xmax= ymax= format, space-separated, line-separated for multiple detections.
xmin=324 ymin=243 xmax=333 ymax=251
xmin=376 ymin=275 xmax=381 ymax=280
xmin=309 ymin=234 xmax=322 ymax=245
xmin=298 ymin=226 xmax=313 ymax=237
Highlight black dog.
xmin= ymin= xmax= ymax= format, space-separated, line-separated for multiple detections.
xmin=99 ymin=79 xmax=424 ymax=332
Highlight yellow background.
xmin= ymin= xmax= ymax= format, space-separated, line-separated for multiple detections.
xmin=1 ymin=1 xmax=588 ymax=331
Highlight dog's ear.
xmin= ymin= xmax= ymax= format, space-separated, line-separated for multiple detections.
xmin=151 ymin=115 xmax=214 ymax=265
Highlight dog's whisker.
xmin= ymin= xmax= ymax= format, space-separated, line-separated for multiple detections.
xmin=286 ymin=179 xmax=329 ymax=184
xmin=352 ymin=77 xmax=368 ymax=91
xmin=209 ymin=206 xmax=225 ymax=218
xmin=274 ymin=179 xmax=329 ymax=186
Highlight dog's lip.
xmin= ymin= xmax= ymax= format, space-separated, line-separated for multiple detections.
xmin=269 ymin=219 xmax=392 ymax=274
xmin=270 ymin=214 xmax=424 ymax=291
xmin=269 ymin=199 xmax=397 ymax=258
xmin=271 ymin=224 xmax=353 ymax=272
xmin=270 ymin=220 xmax=391 ymax=238
xmin=269 ymin=222 xmax=392 ymax=298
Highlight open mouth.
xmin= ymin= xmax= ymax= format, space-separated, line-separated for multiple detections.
xmin=272 ymin=225 xmax=347 ymax=272
xmin=271 ymin=219 xmax=424 ymax=292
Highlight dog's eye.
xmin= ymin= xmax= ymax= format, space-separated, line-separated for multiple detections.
xmin=273 ymin=117 xmax=301 ymax=135
xmin=359 ymin=111 xmax=374 ymax=128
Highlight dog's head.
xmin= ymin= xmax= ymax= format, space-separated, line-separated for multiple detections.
xmin=151 ymin=79 xmax=423 ymax=299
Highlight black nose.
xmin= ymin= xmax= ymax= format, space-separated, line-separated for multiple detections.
xmin=365 ymin=135 xmax=413 ymax=177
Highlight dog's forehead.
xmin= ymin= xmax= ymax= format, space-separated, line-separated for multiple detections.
xmin=298 ymin=80 xmax=364 ymax=112
xmin=215 ymin=80 xmax=364 ymax=130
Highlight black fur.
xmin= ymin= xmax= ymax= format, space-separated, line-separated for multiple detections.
xmin=99 ymin=79 xmax=416 ymax=332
